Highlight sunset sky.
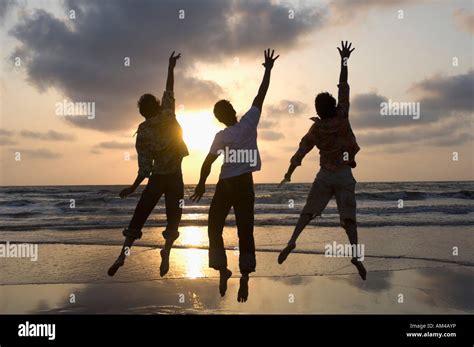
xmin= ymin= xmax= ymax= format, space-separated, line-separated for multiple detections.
xmin=0 ymin=0 xmax=472 ymax=186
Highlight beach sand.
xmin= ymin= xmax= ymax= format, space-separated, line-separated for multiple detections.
xmin=1 ymin=225 xmax=473 ymax=314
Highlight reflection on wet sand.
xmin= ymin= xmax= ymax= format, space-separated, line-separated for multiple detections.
xmin=1 ymin=266 xmax=472 ymax=314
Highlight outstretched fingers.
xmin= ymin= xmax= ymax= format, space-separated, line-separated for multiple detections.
xmin=170 ymin=51 xmax=181 ymax=60
xmin=190 ymin=193 xmax=202 ymax=202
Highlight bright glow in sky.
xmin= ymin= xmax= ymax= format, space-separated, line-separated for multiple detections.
xmin=0 ymin=0 xmax=472 ymax=185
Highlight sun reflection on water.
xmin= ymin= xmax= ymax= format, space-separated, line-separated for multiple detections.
xmin=177 ymin=226 xmax=208 ymax=279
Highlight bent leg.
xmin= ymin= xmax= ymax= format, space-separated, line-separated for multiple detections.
xmin=279 ymin=177 xmax=333 ymax=264
xmin=108 ymin=175 xmax=163 ymax=277
xmin=335 ymin=181 xmax=366 ymax=280
xmin=128 ymin=175 xmax=164 ymax=234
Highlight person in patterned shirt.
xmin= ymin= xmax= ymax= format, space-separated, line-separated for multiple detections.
xmin=108 ymin=52 xmax=189 ymax=277
xmin=277 ymin=41 xmax=366 ymax=280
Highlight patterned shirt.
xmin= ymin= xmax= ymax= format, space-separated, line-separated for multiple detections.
xmin=291 ymin=82 xmax=360 ymax=171
xmin=136 ymin=90 xmax=189 ymax=177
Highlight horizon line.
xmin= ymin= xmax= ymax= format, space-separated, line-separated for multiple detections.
xmin=1 ymin=179 xmax=473 ymax=188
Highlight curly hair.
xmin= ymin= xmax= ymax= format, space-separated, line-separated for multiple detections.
xmin=315 ymin=92 xmax=336 ymax=119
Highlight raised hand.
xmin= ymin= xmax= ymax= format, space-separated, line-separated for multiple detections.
xmin=119 ymin=186 xmax=135 ymax=198
xmin=337 ymin=41 xmax=355 ymax=60
xmin=262 ymin=48 xmax=279 ymax=70
xmin=169 ymin=51 xmax=181 ymax=69
xmin=277 ymin=173 xmax=291 ymax=188
xmin=190 ymin=183 xmax=205 ymax=202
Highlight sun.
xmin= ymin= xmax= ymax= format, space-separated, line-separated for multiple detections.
xmin=176 ymin=110 xmax=221 ymax=152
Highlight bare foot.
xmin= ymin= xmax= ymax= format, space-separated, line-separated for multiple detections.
xmin=278 ymin=243 xmax=296 ymax=264
xmin=351 ymin=258 xmax=367 ymax=280
xmin=219 ymin=269 xmax=232 ymax=297
xmin=107 ymin=257 xmax=125 ymax=277
xmin=237 ymin=275 xmax=249 ymax=303
xmin=160 ymin=249 xmax=170 ymax=277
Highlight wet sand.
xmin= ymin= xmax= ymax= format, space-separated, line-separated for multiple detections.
xmin=1 ymin=236 xmax=473 ymax=314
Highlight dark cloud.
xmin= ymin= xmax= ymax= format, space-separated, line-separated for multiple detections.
xmin=20 ymin=130 xmax=75 ymax=141
xmin=9 ymin=0 xmax=324 ymax=132
xmin=409 ymin=70 xmax=474 ymax=116
xmin=345 ymin=71 xmax=474 ymax=151
xmin=14 ymin=148 xmax=62 ymax=159
xmin=260 ymin=130 xmax=284 ymax=141
xmin=357 ymin=115 xmax=473 ymax=148
xmin=0 ymin=0 xmax=16 ymax=21
xmin=349 ymin=70 xmax=473 ymax=148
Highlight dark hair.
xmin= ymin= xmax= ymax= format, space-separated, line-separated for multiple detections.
xmin=213 ymin=99 xmax=237 ymax=125
xmin=137 ymin=93 xmax=160 ymax=118
xmin=315 ymin=92 xmax=336 ymax=119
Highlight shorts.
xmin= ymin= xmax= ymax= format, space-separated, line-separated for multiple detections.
xmin=302 ymin=165 xmax=357 ymax=223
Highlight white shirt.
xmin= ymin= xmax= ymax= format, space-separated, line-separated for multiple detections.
xmin=209 ymin=106 xmax=262 ymax=179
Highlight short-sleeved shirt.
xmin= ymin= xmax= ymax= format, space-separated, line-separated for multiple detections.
xmin=209 ymin=106 xmax=262 ymax=179
xmin=290 ymin=82 xmax=360 ymax=171
xmin=135 ymin=90 xmax=189 ymax=177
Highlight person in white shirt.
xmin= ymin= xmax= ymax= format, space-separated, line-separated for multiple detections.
xmin=191 ymin=49 xmax=279 ymax=303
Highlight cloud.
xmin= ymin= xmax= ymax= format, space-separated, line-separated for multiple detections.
xmin=329 ymin=0 xmax=424 ymax=24
xmin=14 ymin=148 xmax=62 ymax=159
xmin=265 ymin=99 xmax=309 ymax=118
xmin=0 ymin=138 xmax=16 ymax=146
xmin=260 ymin=130 xmax=285 ymax=141
xmin=259 ymin=99 xmax=309 ymax=130
xmin=20 ymin=130 xmax=75 ymax=141
xmin=0 ymin=129 xmax=14 ymax=136
xmin=95 ymin=141 xmax=134 ymax=150
xmin=8 ymin=0 xmax=325 ymax=132
xmin=351 ymin=70 xmax=474 ymax=149
xmin=453 ymin=8 xmax=474 ymax=35
xmin=351 ymin=70 xmax=474 ymax=128
xmin=0 ymin=129 xmax=16 ymax=145
xmin=357 ymin=116 xmax=473 ymax=148
xmin=259 ymin=119 xmax=277 ymax=130
xmin=0 ymin=0 xmax=16 ymax=21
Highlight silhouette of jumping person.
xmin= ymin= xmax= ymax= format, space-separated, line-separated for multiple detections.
xmin=277 ymin=41 xmax=366 ymax=280
xmin=191 ymin=49 xmax=279 ymax=302
xmin=108 ymin=52 xmax=189 ymax=277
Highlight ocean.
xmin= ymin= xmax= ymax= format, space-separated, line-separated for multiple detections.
xmin=1 ymin=181 xmax=473 ymax=232
xmin=1 ymin=181 xmax=473 ymax=315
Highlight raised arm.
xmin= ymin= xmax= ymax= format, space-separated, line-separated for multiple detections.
xmin=190 ymin=153 xmax=219 ymax=202
xmin=337 ymin=41 xmax=354 ymax=84
xmin=278 ymin=129 xmax=316 ymax=188
xmin=252 ymin=49 xmax=279 ymax=112
xmin=166 ymin=51 xmax=181 ymax=92
xmin=337 ymin=41 xmax=354 ymax=118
